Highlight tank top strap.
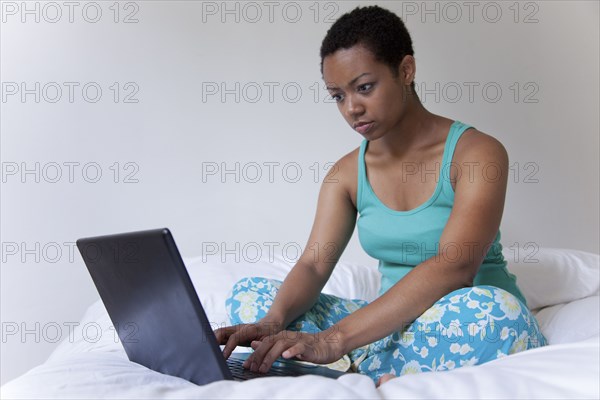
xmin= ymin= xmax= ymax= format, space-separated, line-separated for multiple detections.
xmin=441 ymin=120 xmax=473 ymax=165
xmin=357 ymin=120 xmax=475 ymax=212
xmin=440 ymin=120 xmax=475 ymax=199
xmin=357 ymin=139 xmax=369 ymax=213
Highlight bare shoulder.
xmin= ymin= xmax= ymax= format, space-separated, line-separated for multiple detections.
xmin=324 ymin=145 xmax=360 ymax=207
xmin=454 ymin=127 xmax=509 ymax=167
xmin=333 ymin=146 xmax=360 ymax=180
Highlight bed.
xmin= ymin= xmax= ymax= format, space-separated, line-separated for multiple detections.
xmin=2 ymin=247 xmax=599 ymax=399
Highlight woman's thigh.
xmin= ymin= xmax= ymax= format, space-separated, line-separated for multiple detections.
xmin=358 ymin=285 xmax=548 ymax=381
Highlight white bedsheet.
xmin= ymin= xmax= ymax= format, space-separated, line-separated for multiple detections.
xmin=2 ymin=248 xmax=599 ymax=399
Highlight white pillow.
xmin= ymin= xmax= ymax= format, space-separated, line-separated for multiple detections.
xmin=504 ymin=247 xmax=599 ymax=310
xmin=534 ymin=295 xmax=600 ymax=344
xmin=184 ymin=254 xmax=290 ymax=327
xmin=322 ymin=260 xmax=380 ymax=302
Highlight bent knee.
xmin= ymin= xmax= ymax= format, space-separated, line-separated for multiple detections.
xmin=443 ymin=285 xmax=521 ymax=305
xmin=233 ymin=276 xmax=282 ymax=291
xmin=229 ymin=277 xmax=282 ymax=299
xmin=226 ymin=277 xmax=282 ymax=324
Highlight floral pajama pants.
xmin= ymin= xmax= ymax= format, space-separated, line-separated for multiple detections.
xmin=225 ymin=277 xmax=548 ymax=383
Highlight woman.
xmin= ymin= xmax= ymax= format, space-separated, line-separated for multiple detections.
xmin=215 ymin=5 xmax=547 ymax=385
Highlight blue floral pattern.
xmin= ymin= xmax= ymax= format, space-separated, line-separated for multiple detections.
xmin=226 ymin=277 xmax=547 ymax=382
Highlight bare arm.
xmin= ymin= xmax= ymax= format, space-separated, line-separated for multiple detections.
xmin=219 ymin=152 xmax=358 ymax=357
xmin=330 ymin=132 xmax=510 ymax=354
xmin=263 ymin=157 xmax=357 ymax=328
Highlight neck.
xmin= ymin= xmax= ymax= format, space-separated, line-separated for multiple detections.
xmin=370 ymin=96 xmax=445 ymax=159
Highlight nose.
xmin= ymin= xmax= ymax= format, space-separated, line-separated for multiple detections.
xmin=343 ymin=94 xmax=365 ymax=119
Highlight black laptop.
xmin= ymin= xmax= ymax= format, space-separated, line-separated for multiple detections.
xmin=76 ymin=228 xmax=347 ymax=384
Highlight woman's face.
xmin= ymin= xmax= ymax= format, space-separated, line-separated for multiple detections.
xmin=322 ymin=45 xmax=413 ymax=140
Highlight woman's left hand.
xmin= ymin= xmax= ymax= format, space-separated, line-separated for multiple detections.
xmin=243 ymin=329 xmax=345 ymax=373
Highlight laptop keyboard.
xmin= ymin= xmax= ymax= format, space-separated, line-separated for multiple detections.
xmin=226 ymin=357 xmax=302 ymax=380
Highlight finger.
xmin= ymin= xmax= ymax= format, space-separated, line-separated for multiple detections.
xmin=242 ymin=340 xmax=262 ymax=368
xmin=250 ymin=340 xmax=261 ymax=350
xmin=218 ymin=325 xmax=241 ymax=344
xmin=282 ymin=342 xmax=306 ymax=360
xmin=223 ymin=331 xmax=241 ymax=360
xmin=242 ymin=353 xmax=252 ymax=369
xmin=242 ymin=341 xmax=263 ymax=369
xmin=224 ymin=325 xmax=258 ymax=359
xmin=258 ymin=339 xmax=290 ymax=374
xmin=247 ymin=336 xmax=276 ymax=373
xmin=214 ymin=327 xmax=230 ymax=345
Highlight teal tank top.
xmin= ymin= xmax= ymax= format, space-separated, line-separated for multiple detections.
xmin=356 ymin=120 xmax=527 ymax=305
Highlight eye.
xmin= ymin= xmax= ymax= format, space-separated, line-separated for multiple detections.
xmin=328 ymin=92 xmax=343 ymax=103
xmin=357 ymin=83 xmax=373 ymax=93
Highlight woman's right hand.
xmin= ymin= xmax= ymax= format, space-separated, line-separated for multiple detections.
xmin=214 ymin=320 xmax=284 ymax=359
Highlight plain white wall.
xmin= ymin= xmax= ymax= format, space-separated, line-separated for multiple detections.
xmin=1 ymin=0 xmax=598 ymax=385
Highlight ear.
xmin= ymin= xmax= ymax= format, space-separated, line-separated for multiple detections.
xmin=399 ymin=55 xmax=416 ymax=85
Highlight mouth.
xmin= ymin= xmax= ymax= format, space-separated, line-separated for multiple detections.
xmin=353 ymin=121 xmax=374 ymax=135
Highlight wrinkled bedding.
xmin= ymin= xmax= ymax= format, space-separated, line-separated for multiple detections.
xmin=2 ymin=248 xmax=599 ymax=399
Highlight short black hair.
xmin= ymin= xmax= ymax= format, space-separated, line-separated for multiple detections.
xmin=320 ymin=5 xmax=415 ymax=91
